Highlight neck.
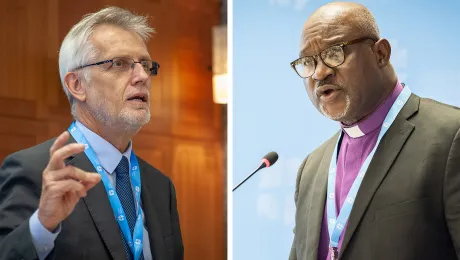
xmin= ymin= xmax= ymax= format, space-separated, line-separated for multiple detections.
xmin=76 ymin=107 xmax=137 ymax=153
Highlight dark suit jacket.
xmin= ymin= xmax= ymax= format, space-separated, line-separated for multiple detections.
xmin=289 ymin=94 xmax=460 ymax=260
xmin=0 ymin=135 xmax=184 ymax=260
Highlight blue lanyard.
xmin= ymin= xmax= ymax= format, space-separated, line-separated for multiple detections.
xmin=68 ymin=122 xmax=144 ymax=260
xmin=327 ymin=86 xmax=412 ymax=249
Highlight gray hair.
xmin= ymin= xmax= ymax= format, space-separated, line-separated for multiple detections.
xmin=58 ymin=6 xmax=155 ymax=118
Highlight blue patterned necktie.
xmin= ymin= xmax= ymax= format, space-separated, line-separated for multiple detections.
xmin=115 ymin=156 xmax=144 ymax=260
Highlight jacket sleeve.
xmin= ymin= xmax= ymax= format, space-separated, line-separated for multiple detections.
xmin=169 ymin=179 xmax=184 ymax=260
xmin=289 ymin=155 xmax=309 ymax=260
xmin=0 ymin=153 xmax=46 ymax=260
xmin=444 ymin=127 xmax=460 ymax=258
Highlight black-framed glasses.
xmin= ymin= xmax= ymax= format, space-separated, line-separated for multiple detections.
xmin=74 ymin=57 xmax=160 ymax=76
xmin=290 ymin=37 xmax=375 ymax=79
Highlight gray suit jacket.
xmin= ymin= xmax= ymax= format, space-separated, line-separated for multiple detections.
xmin=0 ymin=135 xmax=184 ymax=260
xmin=290 ymin=94 xmax=460 ymax=260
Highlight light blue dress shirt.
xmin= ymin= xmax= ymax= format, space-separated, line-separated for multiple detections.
xmin=29 ymin=120 xmax=153 ymax=260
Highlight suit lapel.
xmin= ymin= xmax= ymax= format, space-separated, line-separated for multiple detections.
xmin=338 ymin=94 xmax=419 ymax=258
xmin=139 ymin=158 xmax=166 ymax=260
xmin=67 ymin=135 xmax=127 ymax=260
xmin=305 ymin=135 xmax=337 ymax=260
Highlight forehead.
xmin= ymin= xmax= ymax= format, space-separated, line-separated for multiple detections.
xmin=299 ymin=15 xmax=353 ymax=57
xmin=90 ymin=24 xmax=150 ymax=60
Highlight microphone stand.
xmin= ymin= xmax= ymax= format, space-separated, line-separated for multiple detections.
xmin=232 ymin=162 xmax=265 ymax=192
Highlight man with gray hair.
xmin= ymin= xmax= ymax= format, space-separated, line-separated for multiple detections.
xmin=290 ymin=2 xmax=460 ymax=260
xmin=0 ymin=6 xmax=183 ymax=260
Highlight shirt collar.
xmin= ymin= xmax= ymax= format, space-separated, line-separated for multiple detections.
xmin=75 ymin=121 xmax=132 ymax=174
xmin=341 ymin=81 xmax=404 ymax=138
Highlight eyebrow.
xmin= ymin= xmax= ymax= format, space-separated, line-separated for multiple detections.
xmin=106 ymin=54 xmax=152 ymax=61
xmin=299 ymin=49 xmax=309 ymax=58
xmin=299 ymin=41 xmax=321 ymax=58
xmin=137 ymin=55 xmax=152 ymax=61
xmin=299 ymin=45 xmax=317 ymax=58
xmin=299 ymin=34 xmax=349 ymax=58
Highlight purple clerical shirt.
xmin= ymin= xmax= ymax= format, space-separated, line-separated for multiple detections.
xmin=317 ymin=81 xmax=404 ymax=260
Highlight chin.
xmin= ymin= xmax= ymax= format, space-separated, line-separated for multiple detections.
xmin=319 ymin=96 xmax=351 ymax=121
xmin=119 ymin=111 xmax=151 ymax=130
xmin=319 ymin=104 xmax=349 ymax=121
xmin=321 ymin=110 xmax=346 ymax=121
xmin=129 ymin=116 xmax=150 ymax=127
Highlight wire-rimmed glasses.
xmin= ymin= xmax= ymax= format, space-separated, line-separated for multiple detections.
xmin=74 ymin=57 xmax=160 ymax=76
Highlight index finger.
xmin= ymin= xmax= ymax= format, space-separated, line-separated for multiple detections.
xmin=48 ymin=139 xmax=85 ymax=171
xmin=49 ymin=131 xmax=71 ymax=156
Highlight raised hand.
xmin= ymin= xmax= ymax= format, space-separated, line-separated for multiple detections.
xmin=37 ymin=131 xmax=102 ymax=231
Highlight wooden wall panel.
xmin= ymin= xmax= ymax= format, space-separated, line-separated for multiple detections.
xmin=172 ymin=140 xmax=224 ymax=260
xmin=0 ymin=0 xmax=225 ymax=259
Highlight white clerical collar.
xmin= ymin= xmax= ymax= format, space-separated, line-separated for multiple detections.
xmin=342 ymin=125 xmax=365 ymax=138
xmin=340 ymin=81 xmax=405 ymax=139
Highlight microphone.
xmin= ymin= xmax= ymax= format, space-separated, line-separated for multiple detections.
xmin=232 ymin=151 xmax=279 ymax=192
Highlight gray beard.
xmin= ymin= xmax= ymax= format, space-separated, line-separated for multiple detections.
xmin=90 ymin=97 xmax=151 ymax=133
xmin=319 ymin=94 xmax=351 ymax=122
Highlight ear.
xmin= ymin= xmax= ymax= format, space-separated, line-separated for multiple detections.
xmin=64 ymin=71 xmax=87 ymax=103
xmin=372 ymin=38 xmax=392 ymax=67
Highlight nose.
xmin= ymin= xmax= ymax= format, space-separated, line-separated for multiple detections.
xmin=130 ymin=62 xmax=149 ymax=85
xmin=312 ymin=57 xmax=334 ymax=81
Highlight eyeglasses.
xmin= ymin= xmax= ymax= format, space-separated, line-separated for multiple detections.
xmin=290 ymin=37 xmax=375 ymax=79
xmin=74 ymin=57 xmax=160 ymax=76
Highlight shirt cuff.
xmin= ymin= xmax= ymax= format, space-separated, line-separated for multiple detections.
xmin=29 ymin=210 xmax=61 ymax=260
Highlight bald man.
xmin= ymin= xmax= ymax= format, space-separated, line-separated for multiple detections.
xmin=289 ymin=2 xmax=460 ymax=260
